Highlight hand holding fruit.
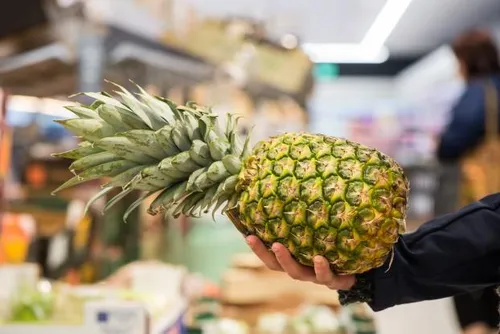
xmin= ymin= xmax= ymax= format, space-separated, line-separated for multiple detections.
xmin=246 ymin=235 xmax=355 ymax=291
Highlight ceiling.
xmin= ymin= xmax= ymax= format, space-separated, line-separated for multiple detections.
xmin=185 ymin=0 xmax=500 ymax=57
xmin=387 ymin=0 xmax=500 ymax=55
xmin=185 ymin=0 xmax=387 ymax=45
xmin=1 ymin=0 xmax=500 ymax=61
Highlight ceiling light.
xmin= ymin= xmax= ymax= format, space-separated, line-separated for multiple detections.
xmin=301 ymin=0 xmax=412 ymax=63
xmin=361 ymin=0 xmax=413 ymax=50
xmin=302 ymin=44 xmax=389 ymax=64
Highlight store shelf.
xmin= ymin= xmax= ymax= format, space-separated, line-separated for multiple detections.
xmin=0 ymin=299 xmax=187 ymax=334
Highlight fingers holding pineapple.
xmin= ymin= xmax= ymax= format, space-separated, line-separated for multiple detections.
xmin=245 ymin=235 xmax=283 ymax=271
xmin=313 ymin=255 xmax=355 ymax=290
xmin=246 ymin=235 xmax=355 ymax=290
xmin=271 ymin=242 xmax=317 ymax=282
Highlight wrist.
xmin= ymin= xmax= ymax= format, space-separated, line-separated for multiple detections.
xmin=337 ymin=272 xmax=374 ymax=306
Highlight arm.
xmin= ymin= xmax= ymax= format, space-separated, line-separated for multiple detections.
xmin=436 ymin=83 xmax=485 ymax=161
xmin=343 ymin=192 xmax=500 ymax=311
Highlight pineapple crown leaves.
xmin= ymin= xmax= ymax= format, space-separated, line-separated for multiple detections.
xmin=52 ymin=80 xmax=252 ymax=221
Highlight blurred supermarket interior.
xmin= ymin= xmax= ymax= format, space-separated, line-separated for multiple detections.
xmin=1 ymin=0 xmax=500 ymax=333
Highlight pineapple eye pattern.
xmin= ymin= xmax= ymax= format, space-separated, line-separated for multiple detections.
xmin=238 ymin=133 xmax=408 ymax=274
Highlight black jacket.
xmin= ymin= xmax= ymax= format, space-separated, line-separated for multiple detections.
xmin=364 ymin=193 xmax=500 ymax=312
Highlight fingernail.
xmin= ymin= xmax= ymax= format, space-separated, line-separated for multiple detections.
xmin=271 ymin=243 xmax=280 ymax=252
xmin=313 ymin=256 xmax=322 ymax=264
xmin=245 ymin=237 xmax=253 ymax=245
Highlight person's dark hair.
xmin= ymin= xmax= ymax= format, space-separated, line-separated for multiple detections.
xmin=451 ymin=28 xmax=500 ymax=80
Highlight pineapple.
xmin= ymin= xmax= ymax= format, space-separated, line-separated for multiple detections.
xmin=52 ymin=82 xmax=409 ymax=275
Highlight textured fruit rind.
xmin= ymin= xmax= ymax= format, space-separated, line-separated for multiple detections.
xmin=235 ymin=132 xmax=409 ymax=275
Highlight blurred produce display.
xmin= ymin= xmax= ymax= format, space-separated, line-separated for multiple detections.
xmin=185 ymin=252 xmax=377 ymax=334
xmin=0 ymin=262 xmax=188 ymax=333
xmin=0 ymin=260 xmax=377 ymax=333
xmin=9 ymin=282 xmax=55 ymax=323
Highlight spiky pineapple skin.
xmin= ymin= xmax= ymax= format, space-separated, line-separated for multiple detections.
xmin=235 ymin=133 xmax=409 ymax=275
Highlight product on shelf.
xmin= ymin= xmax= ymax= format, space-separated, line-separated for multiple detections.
xmin=0 ymin=262 xmax=189 ymax=334
xmin=0 ymin=213 xmax=36 ymax=264
xmin=9 ymin=282 xmax=55 ymax=323
xmin=0 ymin=89 xmax=10 ymax=237
xmin=0 ymin=117 xmax=12 ymax=192
xmin=52 ymin=83 xmax=409 ymax=277
xmin=0 ymin=264 xmax=40 ymax=321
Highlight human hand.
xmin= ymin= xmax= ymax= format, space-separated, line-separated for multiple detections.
xmin=245 ymin=235 xmax=355 ymax=290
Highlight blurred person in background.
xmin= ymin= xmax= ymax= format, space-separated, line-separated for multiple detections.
xmin=436 ymin=28 xmax=500 ymax=334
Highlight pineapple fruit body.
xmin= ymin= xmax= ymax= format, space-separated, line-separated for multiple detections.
xmin=53 ymin=82 xmax=409 ymax=276
xmin=234 ymin=133 xmax=408 ymax=275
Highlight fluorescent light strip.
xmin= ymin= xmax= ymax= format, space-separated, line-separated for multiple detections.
xmin=301 ymin=0 xmax=412 ymax=63
xmin=302 ymin=44 xmax=390 ymax=64
xmin=361 ymin=0 xmax=413 ymax=50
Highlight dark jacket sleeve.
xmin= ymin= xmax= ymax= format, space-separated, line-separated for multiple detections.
xmin=436 ymin=82 xmax=486 ymax=161
xmin=368 ymin=192 xmax=500 ymax=312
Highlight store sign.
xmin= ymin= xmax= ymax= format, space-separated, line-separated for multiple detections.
xmin=313 ymin=63 xmax=339 ymax=81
